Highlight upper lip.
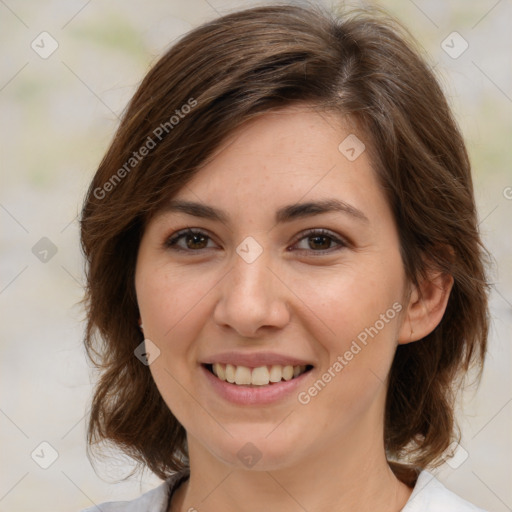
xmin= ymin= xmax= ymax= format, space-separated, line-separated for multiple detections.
xmin=202 ymin=352 xmax=314 ymax=368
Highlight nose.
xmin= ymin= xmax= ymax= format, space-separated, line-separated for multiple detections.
xmin=212 ymin=247 xmax=291 ymax=338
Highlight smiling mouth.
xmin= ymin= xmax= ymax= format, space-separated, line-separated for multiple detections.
xmin=203 ymin=363 xmax=314 ymax=386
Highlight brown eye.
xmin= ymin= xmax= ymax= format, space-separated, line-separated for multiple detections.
xmin=165 ymin=229 xmax=215 ymax=252
xmin=185 ymin=232 xmax=209 ymax=250
xmin=307 ymin=234 xmax=332 ymax=250
xmin=292 ymin=229 xmax=347 ymax=254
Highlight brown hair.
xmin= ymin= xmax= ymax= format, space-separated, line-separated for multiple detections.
xmin=80 ymin=3 xmax=490 ymax=483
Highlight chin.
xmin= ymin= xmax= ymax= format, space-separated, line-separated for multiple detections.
xmin=203 ymin=429 xmax=306 ymax=472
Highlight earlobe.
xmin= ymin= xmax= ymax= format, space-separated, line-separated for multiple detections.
xmin=397 ymin=271 xmax=454 ymax=345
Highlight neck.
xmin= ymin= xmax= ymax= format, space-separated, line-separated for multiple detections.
xmin=170 ymin=426 xmax=413 ymax=512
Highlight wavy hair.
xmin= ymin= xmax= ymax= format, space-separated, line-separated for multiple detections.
xmin=80 ymin=3 xmax=490 ymax=484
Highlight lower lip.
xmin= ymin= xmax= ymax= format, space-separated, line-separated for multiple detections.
xmin=200 ymin=364 xmax=312 ymax=405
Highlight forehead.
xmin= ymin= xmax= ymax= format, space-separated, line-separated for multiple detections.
xmin=177 ymin=108 xmax=374 ymax=198
xmin=150 ymin=106 xmax=391 ymax=232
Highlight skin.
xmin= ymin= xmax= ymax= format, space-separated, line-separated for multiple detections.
xmin=135 ymin=105 xmax=453 ymax=512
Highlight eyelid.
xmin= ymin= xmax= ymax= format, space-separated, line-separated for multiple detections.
xmin=164 ymin=226 xmax=349 ymax=254
xmin=164 ymin=227 xmax=218 ymax=251
xmin=290 ymin=228 xmax=348 ymax=253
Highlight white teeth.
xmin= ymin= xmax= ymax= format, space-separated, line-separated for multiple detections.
xmin=251 ymin=366 xmax=270 ymax=385
xmin=282 ymin=365 xmax=294 ymax=381
xmin=213 ymin=363 xmax=225 ymax=380
xmin=234 ymin=365 xmax=252 ymax=385
xmin=225 ymin=364 xmax=236 ymax=383
xmin=209 ymin=363 xmax=308 ymax=386
xmin=269 ymin=365 xmax=282 ymax=382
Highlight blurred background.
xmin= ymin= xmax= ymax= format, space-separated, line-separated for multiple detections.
xmin=0 ymin=0 xmax=510 ymax=510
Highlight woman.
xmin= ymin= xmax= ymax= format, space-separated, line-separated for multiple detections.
xmin=79 ymin=3 xmax=490 ymax=511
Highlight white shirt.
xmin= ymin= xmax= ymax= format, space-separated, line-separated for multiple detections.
xmin=80 ymin=469 xmax=488 ymax=511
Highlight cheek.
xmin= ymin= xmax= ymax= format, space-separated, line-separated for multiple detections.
xmin=136 ymin=265 xmax=214 ymax=425
xmin=310 ymin=261 xmax=402 ymax=342
xmin=301 ymin=255 xmax=404 ymax=397
xmin=296 ymin=277 xmax=402 ymax=435
xmin=137 ymin=265 xmax=207 ymax=338
xmin=136 ymin=263 xmax=219 ymax=384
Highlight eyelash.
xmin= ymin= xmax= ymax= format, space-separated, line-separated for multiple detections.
xmin=164 ymin=228 xmax=348 ymax=255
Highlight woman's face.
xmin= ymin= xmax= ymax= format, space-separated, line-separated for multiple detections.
xmin=135 ymin=106 xmax=409 ymax=471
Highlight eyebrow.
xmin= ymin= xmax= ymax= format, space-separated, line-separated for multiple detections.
xmin=161 ymin=198 xmax=369 ymax=225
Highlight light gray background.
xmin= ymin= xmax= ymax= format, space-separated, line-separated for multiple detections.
xmin=1 ymin=1 xmax=511 ymax=511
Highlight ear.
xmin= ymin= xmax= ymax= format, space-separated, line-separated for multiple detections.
xmin=397 ymin=269 xmax=454 ymax=345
